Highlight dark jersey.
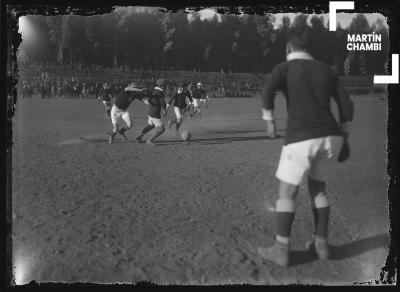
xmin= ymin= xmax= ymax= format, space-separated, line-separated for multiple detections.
xmin=193 ymin=88 xmax=206 ymax=100
xmin=148 ymin=88 xmax=166 ymax=119
xmin=114 ymin=88 xmax=144 ymax=111
xmin=168 ymin=89 xmax=192 ymax=109
xmin=99 ymin=87 xmax=111 ymax=102
xmin=262 ymin=57 xmax=354 ymax=145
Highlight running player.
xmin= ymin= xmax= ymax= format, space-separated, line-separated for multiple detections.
xmin=135 ymin=79 xmax=168 ymax=146
xmin=190 ymin=82 xmax=208 ymax=117
xmin=257 ymin=30 xmax=354 ymax=266
xmin=166 ymin=81 xmax=193 ymax=134
xmin=108 ymin=81 xmax=147 ymax=144
xmin=98 ymin=82 xmax=112 ymax=118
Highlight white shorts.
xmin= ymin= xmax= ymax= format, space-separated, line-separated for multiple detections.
xmin=148 ymin=116 xmax=163 ymax=127
xmin=193 ymin=99 xmax=200 ymax=108
xmin=276 ymin=136 xmax=344 ymax=186
xmin=111 ymin=105 xmax=131 ymax=127
xmin=174 ymin=107 xmax=183 ymax=119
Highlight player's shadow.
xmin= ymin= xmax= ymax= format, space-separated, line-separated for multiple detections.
xmin=288 ymin=233 xmax=389 ymax=267
xmin=160 ymin=134 xmax=285 ymax=146
xmin=210 ymin=129 xmax=267 ymax=135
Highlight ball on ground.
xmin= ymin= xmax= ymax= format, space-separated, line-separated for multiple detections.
xmin=181 ymin=130 xmax=191 ymax=141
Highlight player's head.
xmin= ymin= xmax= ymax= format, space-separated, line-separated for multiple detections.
xmin=178 ymin=81 xmax=185 ymax=89
xmin=103 ymin=82 xmax=108 ymax=88
xmin=129 ymin=81 xmax=137 ymax=88
xmin=197 ymin=82 xmax=202 ymax=88
xmin=157 ymin=78 xmax=168 ymax=89
xmin=286 ymin=29 xmax=311 ymax=55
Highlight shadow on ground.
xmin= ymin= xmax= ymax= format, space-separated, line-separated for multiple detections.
xmin=76 ymin=132 xmax=285 ymax=145
xmin=289 ymin=233 xmax=389 ymax=267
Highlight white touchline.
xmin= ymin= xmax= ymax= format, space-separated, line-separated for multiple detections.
xmin=329 ymin=1 xmax=355 ymax=31
xmin=374 ymin=54 xmax=399 ymax=84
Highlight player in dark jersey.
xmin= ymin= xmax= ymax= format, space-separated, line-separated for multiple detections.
xmin=257 ymin=31 xmax=354 ymax=267
xmin=190 ymin=82 xmax=209 ymax=117
xmin=166 ymin=81 xmax=193 ymax=134
xmin=98 ymin=82 xmax=112 ymax=118
xmin=135 ymin=79 xmax=168 ymax=146
xmin=108 ymin=82 xmax=147 ymax=144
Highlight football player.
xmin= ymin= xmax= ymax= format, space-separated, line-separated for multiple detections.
xmin=108 ymin=81 xmax=147 ymax=144
xmin=135 ymin=79 xmax=168 ymax=146
xmin=166 ymin=81 xmax=193 ymax=134
xmin=257 ymin=30 xmax=354 ymax=267
xmin=98 ymin=82 xmax=112 ymax=118
xmin=190 ymin=82 xmax=208 ymax=117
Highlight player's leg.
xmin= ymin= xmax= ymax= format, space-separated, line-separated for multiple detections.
xmin=176 ymin=118 xmax=183 ymax=132
xmin=118 ymin=112 xmax=132 ymax=141
xmin=146 ymin=118 xmax=165 ymax=145
xmin=305 ymin=135 xmax=344 ymax=259
xmin=306 ymin=177 xmax=330 ymax=259
xmin=136 ymin=117 xmax=155 ymax=141
xmin=174 ymin=107 xmax=183 ymax=133
xmin=106 ymin=102 xmax=112 ymax=118
xmin=191 ymin=99 xmax=200 ymax=117
xmin=258 ymin=140 xmax=314 ymax=266
xmin=109 ymin=105 xmax=120 ymax=144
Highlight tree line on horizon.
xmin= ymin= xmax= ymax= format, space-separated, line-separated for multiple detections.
xmin=18 ymin=9 xmax=389 ymax=76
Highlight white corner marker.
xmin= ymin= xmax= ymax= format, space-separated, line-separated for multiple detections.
xmin=374 ymin=54 xmax=399 ymax=84
xmin=329 ymin=1 xmax=355 ymax=31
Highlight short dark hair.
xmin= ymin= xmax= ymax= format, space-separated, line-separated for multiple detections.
xmin=287 ymin=29 xmax=311 ymax=52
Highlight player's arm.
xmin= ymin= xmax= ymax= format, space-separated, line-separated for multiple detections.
xmin=166 ymin=93 xmax=176 ymax=110
xmin=332 ymin=76 xmax=354 ymax=136
xmin=97 ymin=88 xmax=103 ymax=102
xmin=161 ymin=96 xmax=167 ymax=116
xmin=332 ymin=75 xmax=354 ymax=162
xmin=261 ymin=63 xmax=286 ymax=138
xmin=125 ymin=86 xmax=145 ymax=92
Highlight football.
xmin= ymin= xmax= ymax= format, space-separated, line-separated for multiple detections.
xmin=181 ymin=130 xmax=191 ymax=141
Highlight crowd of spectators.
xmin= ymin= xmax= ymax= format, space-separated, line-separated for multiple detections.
xmin=18 ymin=62 xmax=266 ymax=99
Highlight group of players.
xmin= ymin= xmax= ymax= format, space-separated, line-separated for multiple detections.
xmin=95 ymin=29 xmax=355 ymax=269
xmin=97 ymin=79 xmax=209 ymax=145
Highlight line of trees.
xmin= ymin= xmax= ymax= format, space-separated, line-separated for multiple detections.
xmin=19 ymin=8 xmax=389 ymax=75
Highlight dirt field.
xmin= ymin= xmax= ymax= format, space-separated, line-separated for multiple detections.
xmin=11 ymin=93 xmax=390 ymax=285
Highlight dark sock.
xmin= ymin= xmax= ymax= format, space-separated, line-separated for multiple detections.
xmin=147 ymin=126 xmax=165 ymax=142
xmin=176 ymin=119 xmax=182 ymax=131
xmin=314 ymin=207 xmax=330 ymax=238
xmin=119 ymin=127 xmax=127 ymax=135
xmin=312 ymin=208 xmax=319 ymax=231
xmin=276 ymin=212 xmax=295 ymax=238
xmin=141 ymin=125 xmax=155 ymax=135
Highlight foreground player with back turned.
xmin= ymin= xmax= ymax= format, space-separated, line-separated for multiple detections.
xmin=257 ymin=30 xmax=354 ymax=267
xmin=136 ymin=79 xmax=168 ymax=146
xmin=108 ymin=81 xmax=147 ymax=144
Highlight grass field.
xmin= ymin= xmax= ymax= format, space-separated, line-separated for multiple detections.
xmin=11 ymin=93 xmax=389 ymax=285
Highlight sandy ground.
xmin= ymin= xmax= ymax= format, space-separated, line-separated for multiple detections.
xmin=11 ymin=94 xmax=390 ymax=285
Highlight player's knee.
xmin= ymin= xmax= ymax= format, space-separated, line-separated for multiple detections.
xmin=177 ymin=118 xmax=183 ymax=124
xmin=278 ymin=179 xmax=299 ymax=200
xmin=308 ymin=176 xmax=326 ymax=197
xmin=158 ymin=125 xmax=165 ymax=133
